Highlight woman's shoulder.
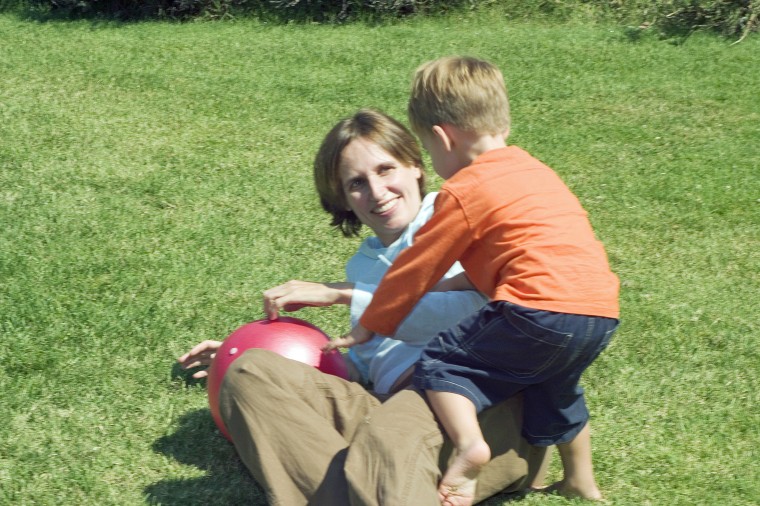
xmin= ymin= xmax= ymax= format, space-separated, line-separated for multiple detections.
xmin=421 ymin=191 xmax=438 ymax=207
xmin=393 ymin=192 xmax=439 ymax=245
xmin=350 ymin=236 xmax=383 ymax=261
xmin=346 ymin=240 xmax=380 ymax=283
xmin=415 ymin=192 xmax=439 ymax=222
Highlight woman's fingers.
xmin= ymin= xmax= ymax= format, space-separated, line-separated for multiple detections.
xmin=262 ymin=280 xmax=333 ymax=320
xmin=263 ymin=292 xmax=281 ymax=320
xmin=191 ymin=369 xmax=210 ymax=379
xmin=178 ymin=340 xmax=222 ymax=369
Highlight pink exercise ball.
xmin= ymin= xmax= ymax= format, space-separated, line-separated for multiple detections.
xmin=207 ymin=316 xmax=349 ymax=440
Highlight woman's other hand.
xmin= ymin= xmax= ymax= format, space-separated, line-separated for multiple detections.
xmin=177 ymin=340 xmax=223 ymax=379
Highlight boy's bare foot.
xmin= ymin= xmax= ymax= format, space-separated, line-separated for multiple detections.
xmin=438 ymin=439 xmax=491 ymax=506
xmin=538 ymin=479 xmax=603 ymax=501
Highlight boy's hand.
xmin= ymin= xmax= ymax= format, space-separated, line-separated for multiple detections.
xmin=322 ymin=323 xmax=373 ymax=352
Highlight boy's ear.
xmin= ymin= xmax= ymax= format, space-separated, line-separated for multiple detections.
xmin=432 ymin=124 xmax=454 ymax=152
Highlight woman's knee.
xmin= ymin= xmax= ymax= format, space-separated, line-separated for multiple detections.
xmin=222 ymin=348 xmax=297 ymax=397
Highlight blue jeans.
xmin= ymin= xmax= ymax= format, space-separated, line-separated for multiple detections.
xmin=413 ymin=301 xmax=618 ymax=446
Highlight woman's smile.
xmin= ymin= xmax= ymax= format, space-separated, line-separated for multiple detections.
xmin=372 ymin=197 xmax=399 ymax=215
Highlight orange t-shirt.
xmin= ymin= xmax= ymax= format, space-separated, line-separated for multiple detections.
xmin=360 ymin=146 xmax=619 ymax=337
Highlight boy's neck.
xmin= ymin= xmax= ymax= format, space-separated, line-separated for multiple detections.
xmin=454 ymin=130 xmax=508 ymax=166
xmin=427 ymin=124 xmax=509 ymax=179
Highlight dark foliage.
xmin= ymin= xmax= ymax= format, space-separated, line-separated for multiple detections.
xmin=6 ymin=0 xmax=759 ymax=40
xmin=602 ymin=0 xmax=756 ymax=40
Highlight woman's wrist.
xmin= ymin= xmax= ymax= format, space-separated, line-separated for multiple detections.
xmin=326 ymin=282 xmax=354 ymax=305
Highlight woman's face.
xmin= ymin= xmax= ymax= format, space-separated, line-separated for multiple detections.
xmin=339 ymin=137 xmax=423 ymax=247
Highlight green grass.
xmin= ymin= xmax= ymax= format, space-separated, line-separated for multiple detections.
xmin=1 ymin=11 xmax=758 ymax=506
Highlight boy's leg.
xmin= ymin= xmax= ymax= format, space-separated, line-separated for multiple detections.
xmin=550 ymin=422 xmax=602 ymax=500
xmin=218 ymin=348 xmax=381 ymax=506
xmin=474 ymin=403 xmax=550 ymax=497
xmin=345 ymin=388 xmax=547 ymax=506
xmin=523 ymin=316 xmax=617 ymax=501
xmin=427 ymin=390 xmax=491 ymax=506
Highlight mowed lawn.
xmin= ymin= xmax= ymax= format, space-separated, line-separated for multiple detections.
xmin=0 ymin=11 xmax=758 ymax=506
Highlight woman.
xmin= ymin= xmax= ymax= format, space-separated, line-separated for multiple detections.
xmin=178 ymin=109 xmax=547 ymax=505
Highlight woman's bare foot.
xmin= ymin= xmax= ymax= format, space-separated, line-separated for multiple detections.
xmin=539 ymin=479 xmax=603 ymax=501
xmin=438 ymin=439 xmax=491 ymax=506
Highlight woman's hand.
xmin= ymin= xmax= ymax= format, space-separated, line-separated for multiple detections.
xmin=177 ymin=340 xmax=223 ymax=379
xmin=322 ymin=323 xmax=373 ymax=351
xmin=262 ymin=280 xmax=354 ymax=320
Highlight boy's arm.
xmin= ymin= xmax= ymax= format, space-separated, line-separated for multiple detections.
xmin=351 ymin=280 xmax=486 ymax=346
xmin=360 ymin=191 xmax=473 ymax=337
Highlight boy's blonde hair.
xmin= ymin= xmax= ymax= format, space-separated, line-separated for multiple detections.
xmin=407 ymin=56 xmax=510 ymax=136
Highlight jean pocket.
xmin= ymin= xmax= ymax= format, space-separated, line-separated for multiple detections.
xmin=465 ymin=307 xmax=573 ymax=380
xmin=595 ymin=321 xmax=618 ymax=355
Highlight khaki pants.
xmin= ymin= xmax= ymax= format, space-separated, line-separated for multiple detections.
xmin=219 ymin=349 xmax=548 ymax=506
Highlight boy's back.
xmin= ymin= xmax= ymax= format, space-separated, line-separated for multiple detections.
xmin=360 ymin=145 xmax=619 ymax=337
xmin=439 ymin=145 xmax=618 ymax=317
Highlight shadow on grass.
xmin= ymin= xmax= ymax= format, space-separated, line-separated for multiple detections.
xmin=170 ymin=361 xmax=206 ymax=389
xmin=479 ymin=491 xmax=532 ymax=505
xmin=146 ymin=387 xmax=267 ymax=504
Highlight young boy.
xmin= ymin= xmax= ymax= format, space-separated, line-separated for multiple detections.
xmin=325 ymin=56 xmax=619 ymax=505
